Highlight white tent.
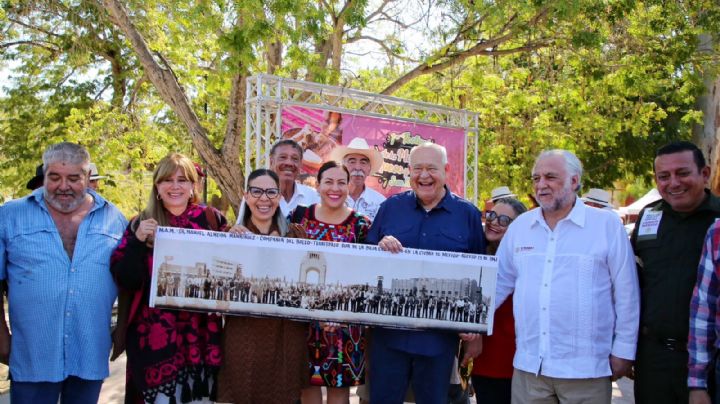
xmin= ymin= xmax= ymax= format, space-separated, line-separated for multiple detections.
xmin=621 ymin=188 xmax=662 ymax=215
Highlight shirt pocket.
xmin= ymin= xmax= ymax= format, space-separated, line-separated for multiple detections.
xmin=8 ymin=225 xmax=58 ymax=276
xmin=85 ymin=226 xmax=123 ymax=266
xmin=433 ymin=229 xmax=469 ymax=252
xmin=388 ymin=225 xmax=416 ymax=247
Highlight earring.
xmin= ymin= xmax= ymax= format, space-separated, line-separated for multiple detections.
xmin=156 ymin=193 xmax=162 ymax=200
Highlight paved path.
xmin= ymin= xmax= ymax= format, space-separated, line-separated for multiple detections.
xmin=98 ymin=355 xmax=636 ymax=403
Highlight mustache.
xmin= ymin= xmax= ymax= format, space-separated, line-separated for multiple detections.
xmin=53 ymin=191 xmax=76 ymax=196
xmin=350 ymin=170 xmax=366 ymax=177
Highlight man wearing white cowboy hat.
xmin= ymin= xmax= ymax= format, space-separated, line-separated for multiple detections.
xmin=87 ymin=163 xmax=108 ymax=191
xmin=329 ymin=137 xmax=386 ymax=220
xmin=581 ymin=188 xmax=614 ymax=210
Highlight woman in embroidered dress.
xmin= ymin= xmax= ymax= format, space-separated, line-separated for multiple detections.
xmin=111 ymin=153 xmax=226 ymax=404
xmin=289 ymin=161 xmax=371 ymax=404
xmin=216 ymin=168 xmax=308 ymax=404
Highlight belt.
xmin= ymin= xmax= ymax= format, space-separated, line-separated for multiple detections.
xmin=641 ymin=326 xmax=687 ymax=352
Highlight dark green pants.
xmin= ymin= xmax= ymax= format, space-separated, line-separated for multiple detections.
xmin=634 ymin=337 xmax=689 ymax=404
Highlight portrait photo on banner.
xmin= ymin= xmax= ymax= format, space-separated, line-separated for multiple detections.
xmin=149 ymin=227 xmax=498 ymax=333
xmin=280 ymin=105 xmax=467 ymax=198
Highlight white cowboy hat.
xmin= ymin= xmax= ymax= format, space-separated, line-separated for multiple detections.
xmin=581 ymin=188 xmax=613 ymax=209
xmin=329 ymin=137 xmax=383 ymax=175
xmin=88 ymin=163 xmax=107 ymax=180
xmin=490 ymin=186 xmax=516 ymax=202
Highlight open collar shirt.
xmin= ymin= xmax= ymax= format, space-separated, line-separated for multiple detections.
xmin=0 ymin=188 xmax=127 ymax=382
xmin=345 ymin=186 xmax=386 ymax=221
xmin=496 ymin=198 xmax=639 ymax=378
xmin=279 ymin=182 xmax=319 ymax=217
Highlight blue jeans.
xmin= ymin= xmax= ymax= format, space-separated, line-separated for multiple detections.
xmin=11 ymin=376 xmax=103 ymax=404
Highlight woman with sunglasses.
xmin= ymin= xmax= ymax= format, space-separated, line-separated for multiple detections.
xmin=217 ymin=168 xmax=309 ymax=404
xmin=289 ymin=160 xmax=371 ymax=404
xmin=471 ymin=196 xmax=527 ymax=404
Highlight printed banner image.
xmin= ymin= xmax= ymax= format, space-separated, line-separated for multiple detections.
xmin=150 ymin=227 xmax=498 ymax=333
xmin=280 ymin=105 xmax=467 ymax=198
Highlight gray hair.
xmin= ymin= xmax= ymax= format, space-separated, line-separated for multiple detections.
xmin=534 ymin=149 xmax=583 ymax=192
xmin=409 ymin=142 xmax=448 ymax=165
xmin=493 ymin=197 xmax=528 ymax=217
xmin=42 ymin=142 xmax=91 ymax=175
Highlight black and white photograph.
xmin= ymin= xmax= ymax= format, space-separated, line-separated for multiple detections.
xmin=150 ymin=226 xmax=498 ymax=333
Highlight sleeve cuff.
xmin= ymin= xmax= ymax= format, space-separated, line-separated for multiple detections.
xmin=611 ymin=340 xmax=637 ymax=360
xmin=688 ymin=375 xmax=708 ymax=389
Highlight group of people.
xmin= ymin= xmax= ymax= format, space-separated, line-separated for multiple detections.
xmin=0 ymin=136 xmax=719 ymax=404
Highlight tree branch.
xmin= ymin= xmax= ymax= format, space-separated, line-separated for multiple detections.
xmin=0 ymin=40 xmax=59 ymax=53
xmin=7 ymin=17 xmax=62 ymax=38
xmin=379 ymin=6 xmax=551 ymax=96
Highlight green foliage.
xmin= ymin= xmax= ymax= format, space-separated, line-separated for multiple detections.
xmin=353 ymin=0 xmax=718 ymax=202
xmin=1 ymin=0 xmax=719 ymax=211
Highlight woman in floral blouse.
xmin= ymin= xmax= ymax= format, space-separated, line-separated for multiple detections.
xmin=111 ymin=153 xmax=226 ymax=404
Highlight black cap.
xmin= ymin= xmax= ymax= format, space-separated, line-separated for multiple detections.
xmin=26 ymin=164 xmax=44 ymax=190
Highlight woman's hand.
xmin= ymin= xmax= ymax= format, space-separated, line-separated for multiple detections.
xmin=287 ymin=223 xmax=307 ymax=239
xmin=228 ymin=224 xmax=251 ymax=234
xmin=134 ymin=218 xmax=158 ymax=243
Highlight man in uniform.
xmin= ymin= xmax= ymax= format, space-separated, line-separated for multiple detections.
xmin=632 ymin=141 xmax=720 ymax=404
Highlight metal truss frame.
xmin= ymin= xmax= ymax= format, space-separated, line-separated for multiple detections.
xmin=244 ymin=74 xmax=480 ymax=203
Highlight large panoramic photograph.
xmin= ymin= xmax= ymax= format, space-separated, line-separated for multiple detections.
xmin=150 ymin=226 xmax=498 ymax=333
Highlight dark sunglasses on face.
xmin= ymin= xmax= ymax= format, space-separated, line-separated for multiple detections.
xmin=485 ymin=210 xmax=513 ymax=227
xmin=247 ymin=186 xmax=280 ymax=199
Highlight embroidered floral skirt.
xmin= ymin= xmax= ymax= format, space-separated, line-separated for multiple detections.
xmin=307 ymin=322 xmax=366 ymax=387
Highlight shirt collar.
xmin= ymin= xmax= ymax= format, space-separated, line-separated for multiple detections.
xmin=530 ymin=196 xmax=585 ymax=229
xmin=413 ymin=185 xmax=454 ymax=213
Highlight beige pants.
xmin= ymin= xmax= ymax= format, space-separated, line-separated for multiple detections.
xmin=511 ymin=369 xmax=611 ymax=404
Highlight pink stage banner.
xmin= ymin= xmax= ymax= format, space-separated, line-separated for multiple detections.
xmin=280 ymin=106 xmax=466 ymax=197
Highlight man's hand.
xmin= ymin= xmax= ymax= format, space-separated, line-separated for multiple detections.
xmin=689 ymin=389 xmax=712 ymax=404
xmin=377 ymin=236 xmax=403 ymax=253
xmin=609 ymin=355 xmax=632 ymax=381
xmin=460 ymin=334 xmax=482 ymax=366
xmin=0 ymin=326 xmax=10 ymax=365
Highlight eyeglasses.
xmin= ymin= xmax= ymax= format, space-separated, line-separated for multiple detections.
xmin=247 ymin=186 xmax=280 ymax=199
xmin=485 ymin=210 xmax=514 ymax=227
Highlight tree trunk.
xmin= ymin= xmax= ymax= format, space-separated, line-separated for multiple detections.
xmin=101 ymin=0 xmax=244 ymax=213
xmin=693 ymin=34 xmax=720 ymax=195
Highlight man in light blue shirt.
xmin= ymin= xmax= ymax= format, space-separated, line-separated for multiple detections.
xmin=0 ymin=142 xmax=127 ymax=404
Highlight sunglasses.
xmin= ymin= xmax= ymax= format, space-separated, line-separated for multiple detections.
xmin=485 ymin=210 xmax=514 ymax=227
xmin=247 ymin=186 xmax=280 ymax=199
